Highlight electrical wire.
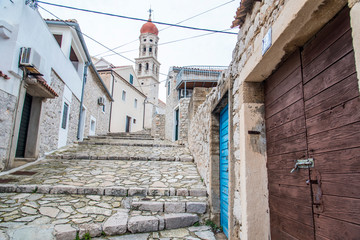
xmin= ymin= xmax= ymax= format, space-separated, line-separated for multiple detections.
xmin=37 ymin=1 xmax=237 ymax=35
xmin=39 ymin=5 xmax=170 ymax=81
xmin=101 ymin=27 xmax=234 ymax=58
xmin=95 ymin=0 xmax=235 ymax=57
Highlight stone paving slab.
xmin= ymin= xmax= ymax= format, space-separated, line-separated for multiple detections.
xmin=48 ymin=145 xmax=193 ymax=161
xmin=93 ymin=226 xmax=216 ymax=240
xmin=82 ymin=137 xmax=182 ymax=146
xmin=0 ymin=160 xmax=206 ymax=195
xmin=0 ymin=193 xmax=210 ymax=239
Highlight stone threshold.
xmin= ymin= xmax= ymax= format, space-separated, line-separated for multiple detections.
xmin=47 ymin=155 xmax=194 ymax=162
xmin=0 ymin=184 xmax=207 ymax=197
xmin=78 ymin=142 xmax=183 ymax=148
xmin=55 ymin=212 xmax=200 ymax=240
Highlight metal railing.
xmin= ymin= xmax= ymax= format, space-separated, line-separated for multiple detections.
xmin=175 ymin=65 xmax=227 ymax=88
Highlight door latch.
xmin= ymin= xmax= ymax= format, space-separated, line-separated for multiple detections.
xmin=290 ymin=158 xmax=314 ymax=173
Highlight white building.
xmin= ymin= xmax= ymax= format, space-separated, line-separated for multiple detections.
xmin=94 ymin=59 xmax=146 ymax=132
xmin=0 ymin=0 xmax=111 ymax=170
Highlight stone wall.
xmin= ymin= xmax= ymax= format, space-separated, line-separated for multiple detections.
xmin=178 ymin=98 xmax=190 ymax=145
xmin=67 ymin=94 xmax=80 ymax=145
xmin=0 ymin=89 xmax=17 ymax=170
xmin=39 ymin=71 xmax=64 ymax=155
xmin=83 ymin=68 xmax=111 ymax=137
xmin=188 ymin=88 xmax=212 ymax=121
xmin=151 ymin=114 xmax=165 ymax=139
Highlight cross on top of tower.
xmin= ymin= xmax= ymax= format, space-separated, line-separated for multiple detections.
xmin=148 ymin=7 xmax=153 ymax=20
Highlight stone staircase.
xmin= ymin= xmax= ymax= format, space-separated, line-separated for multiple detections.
xmin=0 ymin=132 xmax=212 ymax=239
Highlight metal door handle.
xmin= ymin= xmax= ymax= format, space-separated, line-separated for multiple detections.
xmin=290 ymin=158 xmax=314 ymax=173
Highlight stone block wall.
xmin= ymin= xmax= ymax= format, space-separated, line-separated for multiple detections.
xmin=67 ymin=94 xmax=80 ymax=145
xmin=0 ymin=89 xmax=17 ymax=170
xmin=178 ymin=98 xmax=190 ymax=145
xmin=39 ymin=71 xmax=65 ymax=155
xmin=151 ymin=114 xmax=165 ymax=139
xmin=188 ymin=88 xmax=212 ymax=121
xmin=83 ymin=68 xmax=111 ymax=137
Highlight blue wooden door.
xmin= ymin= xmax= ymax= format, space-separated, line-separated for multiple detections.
xmin=219 ymin=104 xmax=229 ymax=237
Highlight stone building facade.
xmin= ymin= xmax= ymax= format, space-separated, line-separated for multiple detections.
xmin=0 ymin=1 xmax=112 ymax=170
xmin=188 ymin=0 xmax=360 ymax=239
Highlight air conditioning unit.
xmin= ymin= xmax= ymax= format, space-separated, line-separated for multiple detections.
xmin=19 ymin=47 xmax=41 ymax=75
xmin=98 ymin=97 xmax=105 ymax=106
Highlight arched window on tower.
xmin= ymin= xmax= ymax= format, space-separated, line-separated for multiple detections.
xmin=146 ymin=63 xmax=149 ymax=71
xmin=138 ymin=64 xmax=142 ymax=72
xmin=155 ymin=48 xmax=157 ymax=57
xmin=152 ymin=64 xmax=155 ymax=73
xmin=143 ymin=45 xmax=146 ymax=54
xmin=149 ymin=47 xmax=152 ymax=53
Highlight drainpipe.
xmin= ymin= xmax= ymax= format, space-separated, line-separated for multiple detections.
xmin=108 ymin=71 xmax=115 ymax=132
xmin=77 ymin=61 xmax=91 ymax=140
xmin=143 ymin=97 xmax=147 ymax=129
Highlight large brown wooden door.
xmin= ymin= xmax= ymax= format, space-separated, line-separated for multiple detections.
xmin=265 ymin=7 xmax=360 ymax=239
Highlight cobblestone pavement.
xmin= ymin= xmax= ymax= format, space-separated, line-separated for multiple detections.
xmin=50 ymin=145 xmax=193 ymax=161
xmin=0 ymin=133 xmax=212 ymax=239
xmin=0 ymin=160 xmax=203 ymax=190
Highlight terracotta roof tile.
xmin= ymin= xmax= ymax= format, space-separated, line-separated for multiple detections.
xmin=231 ymin=0 xmax=261 ymax=28
xmin=35 ymin=76 xmax=59 ymax=97
xmin=44 ymin=18 xmax=78 ymax=23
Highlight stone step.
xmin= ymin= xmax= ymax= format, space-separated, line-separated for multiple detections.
xmin=48 ymin=154 xmax=193 ymax=162
xmin=0 ymin=193 xmax=210 ymax=240
xmin=129 ymin=196 xmax=207 ymax=214
xmin=0 ymin=184 xmax=207 ymax=198
xmin=79 ymin=141 xmax=182 ymax=148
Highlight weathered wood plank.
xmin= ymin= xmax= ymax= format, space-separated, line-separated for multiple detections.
xmin=268 ymin=168 xmax=309 ymax=187
xmin=267 ymin=151 xmax=308 ymax=170
xmin=270 ymin=195 xmax=313 ymax=226
xmin=313 ymin=195 xmax=360 ymax=225
xmin=270 ymin=214 xmax=314 ymax=240
xmin=306 ymin=97 xmax=360 ymax=136
xmin=315 ymin=215 xmax=360 ymax=240
xmin=266 ymin=116 xmax=306 ymax=143
xmin=303 ymin=51 xmax=356 ymax=100
xmin=267 ymin=132 xmax=307 ymax=157
xmin=265 ymin=99 xmax=304 ymax=130
xmin=307 ymin=121 xmax=360 ymax=154
xmin=319 ymin=173 xmax=360 ymax=199
xmin=305 ymin=74 xmax=359 ymax=118
xmin=265 ymin=66 xmax=302 ymax=105
xmin=266 ymin=83 xmax=303 ymax=119
xmin=269 ymin=183 xmax=312 ymax=204
xmin=302 ymin=30 xmax=353 ymax=83
xmin=310 ymin=148 xmax=360 ymax=174
xmin=302 ymin=7 xmax=351 ymax=67
xmin=265 ymin=50 xmax=301 ymax=94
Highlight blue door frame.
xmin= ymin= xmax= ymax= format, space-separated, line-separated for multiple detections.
xmin=219 ymin=104 xmax=229 ymax=237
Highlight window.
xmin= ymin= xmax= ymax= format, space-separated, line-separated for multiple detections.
xmin=133 ymin=119 xmax=136 ymax=124
xmin=102 ymin=105 xmax=105 ymax=113
xmin=150 ymin=39 xmax=153 ymax=42
xmin=61 ymin=102 xmax=69 ymax=129
xmin=146 ymin=63 xmax=149 ymax=71
xmin=149 ymin=47 xmax=152 ymax=52
xmin=143 ymin=38 xmax=146 ymax=42
xmin=122 ymin=90 xmax=126 ymax=101
xmin=168 ymin=81 xmax=171 ymax=95
xmin=53 ymin=34 xmax=62 ymax=47
xmin=138 ymin=64 xmax=142 ymax=72
xmin=152 ymin=64 xmax=155 ymax=73
xmin=134 ymin=99 xmax=137 ymax=108
xmin=143 ymin=46 xmax=146 ymax=52
xmin=70 ymin=46 xmax=79 ymax=70
xmin=130 ymin=74 xmax=134 ymax=84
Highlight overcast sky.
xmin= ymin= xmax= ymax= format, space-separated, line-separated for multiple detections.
xmin=38 ymin=0 xmax=240 ymax=102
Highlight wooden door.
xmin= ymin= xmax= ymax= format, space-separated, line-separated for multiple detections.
xmin=16 ymin=93 xmax=32 ymax=158
xmin=302 ymin=7 xmax=360 ymax=239
xmin=220 ymin=104 xmax=229 ymax=237
xmin=265 ymin=7 xmax=360 ymax=239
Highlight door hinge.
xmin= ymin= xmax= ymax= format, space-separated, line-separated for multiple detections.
xmin=290 ymin=158 xmax=314 ymax=173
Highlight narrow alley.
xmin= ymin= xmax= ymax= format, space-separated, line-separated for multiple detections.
xmin=0 ymin=131 xmax=216 ymax=239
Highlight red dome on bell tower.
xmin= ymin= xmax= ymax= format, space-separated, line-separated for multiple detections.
xmin=140 ymin=19 xmax=158 ymax=36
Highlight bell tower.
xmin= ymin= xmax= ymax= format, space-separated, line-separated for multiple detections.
xmin=135 ymin=9 xmax=160 ymax=129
